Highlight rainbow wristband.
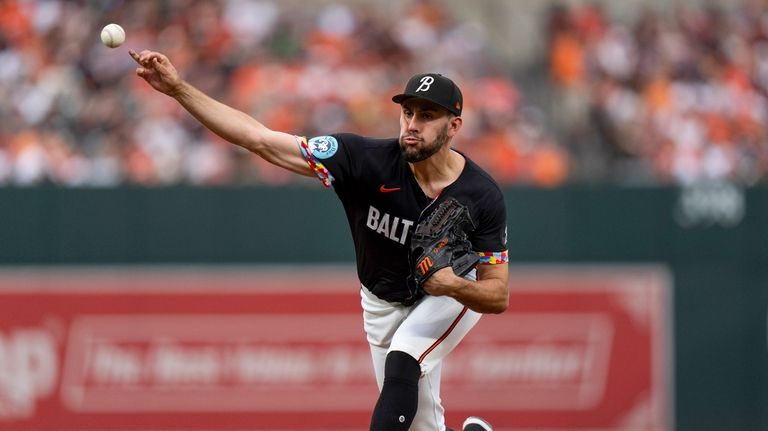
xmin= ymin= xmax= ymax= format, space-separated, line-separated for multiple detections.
xmin=296 ymin=136 xmax=334 ymax=188
xmin=478 ymin=250 xmax=508 ymax=264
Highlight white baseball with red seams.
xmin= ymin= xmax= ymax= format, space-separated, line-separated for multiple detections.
xmin=100 ymin=23 xmax=125 ymax=48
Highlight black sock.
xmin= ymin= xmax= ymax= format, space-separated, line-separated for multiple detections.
xmin=369 ymin=351 xmax=421 ymax=431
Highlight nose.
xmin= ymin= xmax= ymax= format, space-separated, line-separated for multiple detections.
xmin=406 ymin=116 xmax=420 ymax=133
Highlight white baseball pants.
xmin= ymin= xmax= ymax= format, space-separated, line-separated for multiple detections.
xmin=360 ymin=285 xmax=482 ymax=431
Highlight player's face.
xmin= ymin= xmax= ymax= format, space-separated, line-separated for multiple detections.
xmin=398 ymin=100 xmax=457 ymax=163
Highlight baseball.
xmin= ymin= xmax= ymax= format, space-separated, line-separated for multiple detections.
xmin=100 ymin=23 xmax=125 ymax=48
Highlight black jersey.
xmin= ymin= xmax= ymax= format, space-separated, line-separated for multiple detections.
xmin=302 ymin=133 xmax=508 ymax=303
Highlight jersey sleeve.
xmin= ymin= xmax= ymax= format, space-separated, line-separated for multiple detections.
xmin=298 ymin=133 xmax=364 ymax=187
xmin=471 ymin=189 xmax=509 ymax=265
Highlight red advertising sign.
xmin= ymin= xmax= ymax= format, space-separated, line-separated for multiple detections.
xmin=0 ymin=266 xmax=671 ymax=430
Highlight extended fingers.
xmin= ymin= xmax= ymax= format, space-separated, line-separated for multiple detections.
xmin=128 ymin=49 xmax=163 ymax=67
xmin=129 ymin=50 xmax=152 ymax=67
xmin=152 ymin=52 xmax=170 ymax=65
xmin=129 ymin=49 xmax=141 ymax=64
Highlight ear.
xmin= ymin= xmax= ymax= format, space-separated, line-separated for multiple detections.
xmin=447 ymin=116 xmax=463 ymax=137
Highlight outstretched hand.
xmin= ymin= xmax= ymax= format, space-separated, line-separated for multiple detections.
xmin=129 ymin=49 xmax=183 ymax=96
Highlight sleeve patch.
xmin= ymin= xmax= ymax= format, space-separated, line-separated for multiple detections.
xmin=307 ymin=135 xmax=339 ymax=159
xmin=297 ymin=136 xmax=334 ymax=188
xmin=478 ymin=250 xmax=508 ymax=264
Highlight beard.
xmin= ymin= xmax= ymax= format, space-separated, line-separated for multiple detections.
xmin=399 ymin=124 xmax=450 ymax=163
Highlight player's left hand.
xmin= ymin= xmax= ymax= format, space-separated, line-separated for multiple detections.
xmin=421 ymin=267 xmax=465 ymax=296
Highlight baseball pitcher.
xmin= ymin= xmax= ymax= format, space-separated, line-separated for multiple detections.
xmin=130 ymin=49 xmax=508 ymax=431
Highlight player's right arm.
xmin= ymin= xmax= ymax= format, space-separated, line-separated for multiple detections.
xmin=129 ymin=49 xmax=314 ymax=177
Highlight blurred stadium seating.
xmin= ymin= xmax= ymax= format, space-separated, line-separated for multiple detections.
xmin=1 ymin=0 xmax=765 ymax=187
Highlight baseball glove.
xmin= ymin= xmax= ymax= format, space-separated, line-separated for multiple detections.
xmin=409 ymin=197 xmax=480 ymax=290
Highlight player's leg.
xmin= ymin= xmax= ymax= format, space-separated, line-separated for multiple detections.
xmin=369 ymin=349 xmax=445 ymax=431
xmin=410 ymin=359 xmax=444 ymax=430
xmin=361 ymin=286 xmax=410 ymax=387
xmin=390 ymin=294 xmax=482 ymax=431
xmin=368 ymin=337 xmax=422 ymax=430
xmin=361 ymin=286 xmax=487 ymax=430
xmin=369 ymin=350 xmax=420 ymax=430
xmin=368 ymin=343 xmax=387 ymax=390
xmin=361 ymin=287 xmax=417 ymax=430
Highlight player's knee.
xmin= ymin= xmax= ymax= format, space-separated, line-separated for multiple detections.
xmin=384 ymin=350 xmax=421 ymax=382
xmin=369 ymin=351 xmax=421 ymax=431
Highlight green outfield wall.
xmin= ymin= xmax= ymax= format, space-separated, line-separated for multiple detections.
xmin=1 ymin=185 xmax=766 ymax=431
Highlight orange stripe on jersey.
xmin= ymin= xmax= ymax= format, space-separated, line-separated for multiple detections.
xmin=418 ymin=306 xmax=468 ymax=364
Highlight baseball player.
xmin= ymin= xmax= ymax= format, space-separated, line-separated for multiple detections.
xmin=130 ymin=49 xmax=509 ymax=431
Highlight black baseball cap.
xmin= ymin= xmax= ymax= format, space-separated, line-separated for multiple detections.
xmin=392 ymin=73 xmax=463 ymax=116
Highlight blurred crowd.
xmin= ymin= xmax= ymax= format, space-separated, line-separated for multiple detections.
xmin=0 ymin=0 xmax=766 ymax=187
xmin=0 ymin=0 xmax=566 ymax=187
xmin=547 ymin=0 xmax=768 ymax=185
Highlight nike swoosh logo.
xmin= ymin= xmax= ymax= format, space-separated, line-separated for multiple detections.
xmin=379 ymin=185 xmax=401 ymax=193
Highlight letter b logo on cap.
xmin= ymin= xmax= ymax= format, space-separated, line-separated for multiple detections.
xmin=415 ymin=76 xmax=435 ymax=93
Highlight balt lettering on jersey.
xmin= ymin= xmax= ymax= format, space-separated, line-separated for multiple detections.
xmin=366 ymin=205 xmax=415 ymax=245
xmin=301 ymin=133 xmax=507 ymax=302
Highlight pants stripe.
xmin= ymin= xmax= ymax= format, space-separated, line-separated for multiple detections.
xmin=417 ymin=306 xmax=468 ymax=363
